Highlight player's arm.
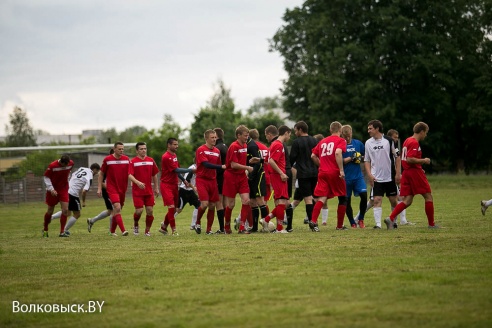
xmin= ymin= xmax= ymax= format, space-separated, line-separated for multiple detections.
xmin=343 ymin=153 xmax=352 ymax=165
xmin=335 ymin=148 xmax=344 ymax=179
xmin=392 ymin=142 xmax=402 ymax=184
xmin=202 ymin=161 xmax=223 ymax=170
xmin=406 ymin=156 xmax=431 ymax=165
xmin=268 ymin=158 xmax=288 ymax=181
xmin=97 ymin=170 xmax=104 ymax=197
xmin=310 ymin=153 xmax=320 ymax=167
xmin=174 ymin=168 xmax=194 ymax=187
xmin=231 ymin=161 xmax=253 ymax=173
xmin=128 ymin=174 xmax=145 ymax=189
xmin=152 ymin=173 xmax=159 ymax=196
xmin=364 ymin=161 xmax=375 ymax=186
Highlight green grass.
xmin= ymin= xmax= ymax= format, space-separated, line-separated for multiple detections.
xmin=1 ymin=175 xmax=492 ymax=328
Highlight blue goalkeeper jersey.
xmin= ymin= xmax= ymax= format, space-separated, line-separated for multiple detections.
xmin=343 ymin=138 xmax=365 ymax=180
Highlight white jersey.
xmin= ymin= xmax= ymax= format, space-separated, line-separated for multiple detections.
xmin=179 ymin=164 xmax=196 ymax=191
xmin=364 ymin=136 xmax=396 ymax=183
xmin=68 ymin=167 xmax=93 ymax=197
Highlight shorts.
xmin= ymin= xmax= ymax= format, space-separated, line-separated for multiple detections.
xmin=45 ymin=190 xmax=69 ymax=207
xmin=107 ymin=191 xmax=126 ymax=207
xmin=68 ymin=194 xmax=82 ymax=212
xmin=293 ymin=187 xmax=302 ymax=202
xmin=270 ymin=173 xmax=289 ymax=200
xmin=132 ymin=193 xmax=155 ymax=208
xmin=313 ymin=171 xmax=346 ymax=199
xmin=346 ymin=177 xmax=367 ymax=197
xmin=248 ymin=171 xmax=266 ymax=199
xmin=178 ymin=188 xmax=200 ymax=210
xmin=160 ymin=182 xmax=179 ymax=207
xmin=399 ymin=169 xmax=432 ymax=196
xmin=372 ymin=181 xmax=398 ymax=197
xmin=222 ymin=170 xmax=249 ymax=198
xmin=196 ymin=177 xmax=219 ymax=202
xmin=296 ymin=177 xmax=317 ymax=199
xmin=102 ymin=188 xmax=113 ymax=210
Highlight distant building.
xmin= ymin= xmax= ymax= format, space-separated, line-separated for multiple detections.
xmin=0 ymin=130 xmax=104 ymax=146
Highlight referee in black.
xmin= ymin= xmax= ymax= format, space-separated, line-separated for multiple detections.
xmin=290 ymin=121 xmax=319 ymax=224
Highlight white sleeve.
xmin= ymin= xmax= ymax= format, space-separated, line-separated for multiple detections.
xmin=44 ymin=176 xmax=54 ymax=191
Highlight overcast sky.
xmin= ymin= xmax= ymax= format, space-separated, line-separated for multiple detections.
xmin=0 ymin=0 xmax=302 ymax=136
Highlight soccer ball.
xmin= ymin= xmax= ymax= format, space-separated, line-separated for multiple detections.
xmin=352 ymin=152 xmax=362 ymax=164
xmin=259 ymin=219 xmax=276 ymax=232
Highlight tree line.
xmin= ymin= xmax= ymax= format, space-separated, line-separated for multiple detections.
xmin=3 ymin=0 xmax=492 ymax=173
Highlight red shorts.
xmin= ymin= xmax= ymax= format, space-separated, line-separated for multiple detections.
xmin=314 ymin=171 xmax=346 ymax=199
xmin=108 ymin=191 xmax=126 ymax=207
xmin=45 ymin=190 xmax=69 ymax=206
xmin=222 ymin=170 xmax=249 ymax=198
xmin=160 ymin=182 xmax=178 ymax=207
xmin=399 ymin=169 xmax=431 ymax=196
xmin=270 ymin=173 xmax=289 ymax=200
xmin=196 ymin=177 xmax=219 ymax=202
xmin=132 ymin=193 xmax=155 ymax=208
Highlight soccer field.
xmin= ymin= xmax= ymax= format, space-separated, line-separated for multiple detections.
xmin=1 ymin=175 xmax=491 ymax=328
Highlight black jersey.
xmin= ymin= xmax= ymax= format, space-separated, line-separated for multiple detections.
xmin=290 ymin=135 xmax=319 ymax=178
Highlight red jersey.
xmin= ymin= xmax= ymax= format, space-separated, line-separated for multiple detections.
xmin=225 ymin=140 xmax=248 ymax=175
xmin=100 ymin=154 xmax=130 ymax=194
xmin=257 ymin=141 xmax=271 ymax=183
xmin=44 ymin=159 xmax=74 ymax=192
xmin=269 ymin=139 xmax=286 ymax=174
xmin=161 ymin=151 xmax=179 ymax=184
xmin=129 ymin=156 xmax=159 ymax=196
xmin=401 ymin=137 xmax=422 ymax=170
xmin=312 ymin=135 xmax=347 ymax=174
xmin=196 ymin=144 xmax=221 ymax=180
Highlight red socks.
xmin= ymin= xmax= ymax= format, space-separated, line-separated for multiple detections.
xmin=425 ymin=201 xmax=435 ymax=226
xmin=390 ymin=202 xmax=407 ymax=221
xmin=311 ymin=201 xmax=324 ymax=224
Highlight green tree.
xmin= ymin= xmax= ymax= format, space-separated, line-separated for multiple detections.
xmin=271 ymin=0 xmax=492 ymax=171
xmin=139 ymin=115 xmax=194 ymax=167
xmin=5 ymin=107 xmax=36 ymax=147
xmin=189 ymin=79 xmax=242 ymax=150
xmin=97 ymin=126 xmax=147 ymax=144
xmin=241 ymin=96 xmax=286 ymax=144
xmin=4 ymin=150 xmax=60 ymax=180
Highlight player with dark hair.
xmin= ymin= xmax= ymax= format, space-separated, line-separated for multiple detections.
xmin=309 ymin=122 xmax=348 ymax=231
xmin=364 ymin=120 xmax=400 ymax=229
xmin=128 ymin=142 xmax=160 ymax=236
xmin=386 ymin=129 xmax=412 ymax=226
xmin=42 ymin=154 xmax=74 ymax=237
xmin=51 ymin=163 xmax=100 ymax=235
xmin=175 ymin=162 xmax=200 ymax=229
xmin=97 ymin=142 xmax=130 ymax=236
xmin=290 ymin=121 xmax=319 ymax=227
xmin=194 ymin=130 xmax=225 ymax=234
xmin=158 ymin=138 xmax=194 ymax=236
xmin=87 ymin=148 xmax=114 ymax=234
xmin=214 ymin=127 xmax=228 ymax=233
xmin=262 ymin=125 xmax=291 ymax=233
xmin=385 ymin=122 xmax=439 ymax=229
